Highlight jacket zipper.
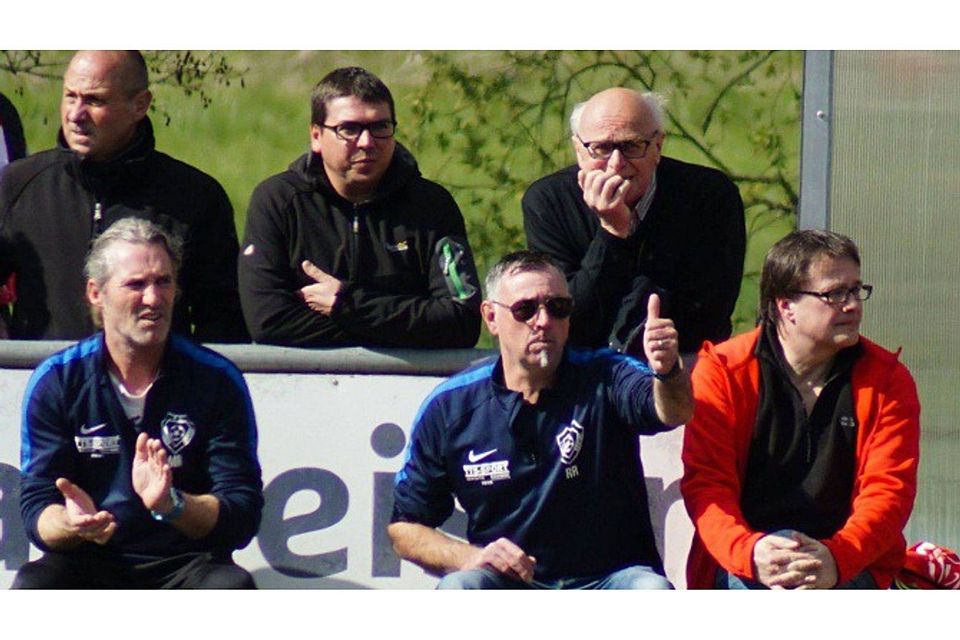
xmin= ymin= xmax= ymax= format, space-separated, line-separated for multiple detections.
xmin=349 ymin=205 xmax=361 ymax=281
xmin=90 ymin=196 xmax=103 ymax=239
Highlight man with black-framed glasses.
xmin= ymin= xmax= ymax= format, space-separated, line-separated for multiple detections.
xmin=389 ymin=250 xmax=693 ymax=589
xmin=523 ymin=87 xmax=745 ymax=358
xmin=239 ymin=66 xmax=481 ymax=348
xmin=682 ymin=229 xmax=920 ymax=590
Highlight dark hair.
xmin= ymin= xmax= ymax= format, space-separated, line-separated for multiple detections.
xmin=485 ymin=250 xmax=563 ymax=299
xmin=759 ymin=229 xmax=861 ymax=325
xmin=310 ymin=66 xmax=395 ymax=126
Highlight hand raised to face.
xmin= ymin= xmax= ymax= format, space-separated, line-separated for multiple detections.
xmin=577 ymin=167 xmax=633 ymax=238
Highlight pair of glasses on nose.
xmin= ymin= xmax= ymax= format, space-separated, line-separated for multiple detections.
xmin=319 ymin=119 xmax=396 ymax=141
xmin=490 ymin=297 xmax=574 ymax=322
xmin=576 ymin=132 xmax=659 ymax=160
xmin=792 ymin=284 xmax=873 ymax=306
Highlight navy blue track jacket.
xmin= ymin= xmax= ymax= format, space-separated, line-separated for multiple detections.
xmin=392 ymin=348 xmax=677 ymax=579
xmin=20 ymin=333 xmax=263 ymax=561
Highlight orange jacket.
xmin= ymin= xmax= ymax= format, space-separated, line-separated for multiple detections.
xmin=681 ymin=327 xmax=920 ymax=589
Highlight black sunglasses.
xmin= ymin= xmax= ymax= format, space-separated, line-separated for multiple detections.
xmin=490 ymin=296 xmax=574 ymax=322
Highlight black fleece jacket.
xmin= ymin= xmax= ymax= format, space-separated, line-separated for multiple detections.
xmin=0 ymin=118 xmax=248 ymax=342
xmin=238 ymin=144 xmax=481 ymax=348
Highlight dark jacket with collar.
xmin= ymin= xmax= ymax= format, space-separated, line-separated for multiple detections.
xmin=523 ymin=157 xmax=745 ymax=354
xmin=19 ymin=332 xmax=263 ymax=561
xmin=238 ymin=144 xmax=481 ymax=348
xmin=392 ymin=347 xmax=676 ymax=580
xmin=0 ymin=118 xmax=249 ymax=342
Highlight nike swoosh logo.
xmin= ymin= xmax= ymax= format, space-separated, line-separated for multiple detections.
xmin=468 ymin=448 xmax=498 ymax=463
xmin=80 ymin=423 xmax=108 ymax=435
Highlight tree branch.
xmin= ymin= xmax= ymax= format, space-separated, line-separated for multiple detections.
xmin=701 ymin=51 xmax=778 ymax=135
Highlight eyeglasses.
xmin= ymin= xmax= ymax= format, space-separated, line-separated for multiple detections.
xmin=792 ymin=284 xmax=873 ymax=306
xmin=490 ymin=296 xmax=574 ymax=322
xmin=576 ymin=132 xmax=659 ymax=160
xmin=320 ymin=119 xmax=396 ymax=141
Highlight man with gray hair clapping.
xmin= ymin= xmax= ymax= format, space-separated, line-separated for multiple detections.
xmin=13 ymin=217 xmax=262 ymax=589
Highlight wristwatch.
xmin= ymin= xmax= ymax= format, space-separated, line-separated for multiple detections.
xmin=653 ymin=360 xmax=682 ymax=381
xmin=151 ymin=487 xmax=185 ymax=522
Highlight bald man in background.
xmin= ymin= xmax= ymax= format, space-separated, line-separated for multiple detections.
xmin=0 ymin=50 xmax=248 ymax=343
xmin=523 ymin=87 xmax=745 ymax=358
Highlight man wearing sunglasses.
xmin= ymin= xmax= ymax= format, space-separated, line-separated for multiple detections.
xmin=239 ymin=66 xmax=481 ymax=348
xmin=389 ymin=250 xmax=693 ymax=589
xmin=682 ymin=230 xmax=920 ymax=589
xmin=523 ymin=87 xmax=745 ymax=358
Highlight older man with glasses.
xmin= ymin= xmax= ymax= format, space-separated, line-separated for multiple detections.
xmin=388 ymin=250 xmax=693 ymax=589
xmin=523 ymin=87 xmax=746 ymax=358
xmin=681 ymin=229 xmax=920 ymax=589
xmin=239 ymin=66 xmax=481 ymax=348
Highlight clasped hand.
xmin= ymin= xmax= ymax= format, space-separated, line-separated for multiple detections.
xmin=753 ymin=530 xmax=839 ymax=589
xmin=578 ymin=168 xmax=633 ymax=238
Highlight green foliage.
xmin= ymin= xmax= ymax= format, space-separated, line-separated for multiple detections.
xmin=0 ymin=50 xmax=63 ymax=81
xmin=404 ymin=51 xmax=801 ymax=335
xmin=0 ymin=50 xmax=244 ymax=127
xmin=147 ymin=51 xmax=244 ymax=106
xmin=1 ymin=51 xmax=801 ymax=343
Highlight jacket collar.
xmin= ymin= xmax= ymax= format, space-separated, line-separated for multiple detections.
xmin=296 ymin=141 xmax=421 ymax=204
xmin=489 ymin=348 xmax=573 ymax=406
xmin=756 ymin=319 xmax=863 ymax=383
xmin=58 ymin=117 xmax=155 ymax=183
xmin=90 ymin=329 xmax=178 ymax=384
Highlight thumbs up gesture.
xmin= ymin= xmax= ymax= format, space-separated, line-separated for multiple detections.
xmin=643 ymin=293 xmax=680 ymax=377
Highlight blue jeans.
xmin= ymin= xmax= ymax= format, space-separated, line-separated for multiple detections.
xmin=715 ymin=567 xmax=877 ymax=590
xmin=437 ymin=565 xmax=672 ymax=590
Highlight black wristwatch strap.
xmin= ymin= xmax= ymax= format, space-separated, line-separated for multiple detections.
xmin=653 ymin=360 xmax=682 ymax=381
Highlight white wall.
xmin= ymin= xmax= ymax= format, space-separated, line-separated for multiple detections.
xmin=0 ymin=366 xmax=692 ymax=589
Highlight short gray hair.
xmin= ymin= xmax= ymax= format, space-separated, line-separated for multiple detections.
xmin=485 ymin=250 xmax=563 ymax=301
xmin=85 ymin=217 xmax=183 ymax=288
xmin=569 ymin=90 xmax=666 ymax=136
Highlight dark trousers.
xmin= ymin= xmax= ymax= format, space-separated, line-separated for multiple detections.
xmin=715 ymin=566 xmax=877 ymax=590
xmin=11 ymin=551 xmax=256 ymax=589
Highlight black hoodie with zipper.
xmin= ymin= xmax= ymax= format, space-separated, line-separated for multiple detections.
xmin=238 ymin=144 xmax=481 ymax=348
